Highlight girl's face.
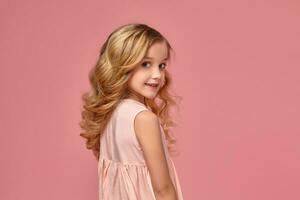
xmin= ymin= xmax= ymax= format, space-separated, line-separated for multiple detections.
xmin=127 ymin=41 xmax=168 ymax=104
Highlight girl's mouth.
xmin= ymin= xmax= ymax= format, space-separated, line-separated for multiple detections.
xmin=145 ymin=83 xmax=159 ymax=88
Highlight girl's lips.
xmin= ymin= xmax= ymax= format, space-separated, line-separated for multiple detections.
xmin=145 ymin=83 xmax=159 ymax=88
xmin=145 ymin=83 xmax=159 ymax=86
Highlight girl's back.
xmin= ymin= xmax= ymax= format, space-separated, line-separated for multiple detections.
xmin=98 ymin=98 xmax=183 ymax=200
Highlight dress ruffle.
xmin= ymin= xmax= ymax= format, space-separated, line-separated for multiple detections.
xmin=98 ymin=157 xmax=156 ymax=200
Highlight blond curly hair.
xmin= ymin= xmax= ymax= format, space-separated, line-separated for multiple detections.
xmin=79 ymin=23 xmax=182 ymax=161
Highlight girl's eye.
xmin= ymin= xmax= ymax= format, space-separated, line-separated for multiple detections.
xmin=141 ymin=62 xmax=151 ymax=68
xmin=141 ymin=62 xmax=167 ymax=69
xmin=159 ymin=63 xmax=167 ymax=69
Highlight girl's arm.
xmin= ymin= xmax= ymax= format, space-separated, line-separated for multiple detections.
xmin=134 ymin=110 xmax=178 ymax=200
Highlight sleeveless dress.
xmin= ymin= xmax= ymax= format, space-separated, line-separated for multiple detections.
xmin=98 ymin=98 xmax=184 ymax=200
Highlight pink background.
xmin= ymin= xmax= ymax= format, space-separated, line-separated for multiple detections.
xmin=1 ymin=0 xmax=299 ymax=199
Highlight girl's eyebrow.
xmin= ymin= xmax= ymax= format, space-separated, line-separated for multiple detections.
xmin=143 ymin=56 xmax=168 ymax=61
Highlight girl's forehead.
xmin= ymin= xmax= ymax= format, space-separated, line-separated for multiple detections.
xmin=144 ymin=41 xmax=169 ymax=60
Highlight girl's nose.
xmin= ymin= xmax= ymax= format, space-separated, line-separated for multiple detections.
xmin=151 ymin=65 xmax=162 ymax=79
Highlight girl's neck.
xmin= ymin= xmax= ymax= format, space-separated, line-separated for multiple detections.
xmin=124 ymin=93 xmax=146 ymax=105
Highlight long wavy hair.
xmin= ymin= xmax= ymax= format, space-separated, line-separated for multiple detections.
xmin=79 ymin=23 xmax=182 ymax=161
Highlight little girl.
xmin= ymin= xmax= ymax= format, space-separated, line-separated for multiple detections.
xmin=79 ymin=23 xmax=183 ymax=200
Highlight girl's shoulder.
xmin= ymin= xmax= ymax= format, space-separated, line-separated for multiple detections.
xmin=116 ymin=98 xmax=154 ymax=121
xmin=115 ymin=98 xmax=162 ymax=124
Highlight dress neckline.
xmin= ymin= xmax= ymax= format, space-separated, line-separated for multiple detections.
xmin=122 ymin=98 xmax=147 ymax=107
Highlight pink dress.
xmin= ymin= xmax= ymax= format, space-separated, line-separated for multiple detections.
xmin=98 ymin=98 xmax=184 ymax=200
